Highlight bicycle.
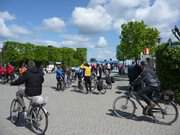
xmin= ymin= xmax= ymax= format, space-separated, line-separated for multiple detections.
xmin=105 ymin=75 xmax=112 ymax=90
xmin=10 ymin=87 xmax=49 ymax=134
xmin=113 ymin=83 xmax=179 ymax=125
xmin=65 ymin=75 xmax=72 ymax=88
xmin=92 ymin=78 xmax=106 ymax=94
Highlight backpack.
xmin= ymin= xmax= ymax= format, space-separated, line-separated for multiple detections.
xmin=97 ymin=79 xmax=103 ymax=90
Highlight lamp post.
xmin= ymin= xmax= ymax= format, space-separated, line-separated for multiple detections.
xmin=0 ymin=43 xmax=3 ymax=66
xmin=168 ymin=38 xmax=172 ymax=47
xmin=48 ymin=45 xmax=53 ymax=63
xmin=157 ymin=37 xmax=161 ymax=46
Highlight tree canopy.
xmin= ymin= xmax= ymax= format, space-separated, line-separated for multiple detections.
xmin=116 ymin=21 xmax=160 ymax=60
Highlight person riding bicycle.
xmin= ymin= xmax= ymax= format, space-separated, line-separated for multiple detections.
xmin=10 ymin=60 xmax=44 ymax=112
xmin=134 ymin=60 xmax=160 ymax=115
xmin=56 ymin=63 xmax=65 ymax=82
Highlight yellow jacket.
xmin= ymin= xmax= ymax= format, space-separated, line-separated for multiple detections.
xmin=84 ymin=66 xmax=91 ymax=77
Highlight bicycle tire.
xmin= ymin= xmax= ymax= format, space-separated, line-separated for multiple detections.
xmin=30 ymin=106 xmax=48 ymax=135
xmin=113 ymin=96 xmax=136 ymax=119
xmin=152 ymin=102 xmax=178 ymax=125
xmin=10 ymin=99 xmax=22 ymax=124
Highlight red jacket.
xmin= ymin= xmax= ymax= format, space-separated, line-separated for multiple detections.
xmin=0 ymin=66 xmax=6 ymax=75
xmin=6 ymin=64 xmax=15 ymax=75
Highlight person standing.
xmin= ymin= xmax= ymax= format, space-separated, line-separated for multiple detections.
xmin=96 ymin=64 xmax=102 ymax=80
xmin=83 ymin=63 xmax=92 ymax=94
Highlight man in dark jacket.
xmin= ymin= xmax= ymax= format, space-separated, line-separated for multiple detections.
xmin=134 ymin=61 xmax=160 ymax=114
xmin=11 ymin=60 xmax=44 ymax=111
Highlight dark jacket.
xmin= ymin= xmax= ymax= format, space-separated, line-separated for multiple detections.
xmin=11 ymin=67 xmax=44 ymax=97
xmin=139 ymin=66 xmax=160 ymax=87
xmin=128 ymin=64 xmax=142 ymax=83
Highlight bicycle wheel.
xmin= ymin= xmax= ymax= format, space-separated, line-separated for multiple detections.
xmin=151 ymin=102 xmax=178 ymax=125
xmin=10 ymin=99 xmax=22 ymax=124
xmin=30 ymin=106 xmax=48 ymax=135
xmin=113 ymin=96 xmax=136 ymax=118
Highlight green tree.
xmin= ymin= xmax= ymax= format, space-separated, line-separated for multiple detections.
xmin=116 ymin=21 xmax=159 ymax=60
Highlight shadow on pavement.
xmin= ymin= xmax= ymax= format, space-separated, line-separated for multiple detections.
xmin=6 ymin=116 xmax=39 ymax=135
xmin=50 ymin=86 xmax=57 ymax=90
xmin=71 ymin=89 xmax=85 ymax=94
xmin=106 ymin=109 xmax=169 ymax=126
xmin=116 ymin=86 xmax=129 ymax=91
xmin=115 ymin=86 xmax=129 ymax=94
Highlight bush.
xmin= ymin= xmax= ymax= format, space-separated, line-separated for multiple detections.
xmin=156 ymin=43 xmax=180 ymax=103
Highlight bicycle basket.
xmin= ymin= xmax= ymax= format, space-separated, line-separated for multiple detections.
xmin=161 ymin=90 xmax=175 ymax=102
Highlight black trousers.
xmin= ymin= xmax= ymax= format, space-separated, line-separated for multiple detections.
xmin=84 ymin=76 xmax=91 ymax=93
xmin=138 ymin=86 xmax=158 ymax=105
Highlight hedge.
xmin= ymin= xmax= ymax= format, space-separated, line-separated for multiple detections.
xmin=156 ymin=43 xmax=180 ymax=103
xmin=1 ymin=41 xmax=87 ymax=67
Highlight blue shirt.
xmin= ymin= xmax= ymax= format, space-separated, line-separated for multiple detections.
xmin=56 ymin=68 xmax=64 ymax=79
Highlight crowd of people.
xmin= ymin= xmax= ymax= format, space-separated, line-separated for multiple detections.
xmin=0 ymin=63 xmax=16 ymax=83
xmin=1 ymin=58 xmax=161 ymax=116
xmin=55 ymin=62 xmax=115 ymax=94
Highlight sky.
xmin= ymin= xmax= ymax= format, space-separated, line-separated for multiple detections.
xmin=0 ymin=0 xmax=180 ymax=60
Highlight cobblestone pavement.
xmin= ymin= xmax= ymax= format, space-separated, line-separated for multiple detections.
xmin=0 ymin=72 xmax=180 ymax=135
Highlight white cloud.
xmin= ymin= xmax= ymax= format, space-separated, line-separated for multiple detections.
xmin=10 ymin=24 xmax=31 ymax=35
xmin=0 ymin=11 xmax=15 ymax=21
xmin=72 ymin=6 xmax=112 ymax=34
xmin=35 ymin=40 xmax=61 ymax=47
xmin=61 ymin=34 xmax=94 ymax=48
xmin=88 ymin=0 xmax=108 ymax=7
xmin=0 ymin=11 xmax=31 ymax=38
xmin=0 ymin=18 xmax=14 ymax=37
xmin=135 ymin=0 xmax=179 ymax=25
xmin=42 ymin=17 xmax=65 ymax=32
xmin=86 ymin=0 xmax=180 ymax=41
xmin=96 ymin=36 xmax=107 ymax=48
xmin=113 ymin=18 xmax=127 ymax=33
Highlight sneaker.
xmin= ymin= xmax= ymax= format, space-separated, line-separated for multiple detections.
xmin=143 ymin=105 xmax=153 ymax=116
